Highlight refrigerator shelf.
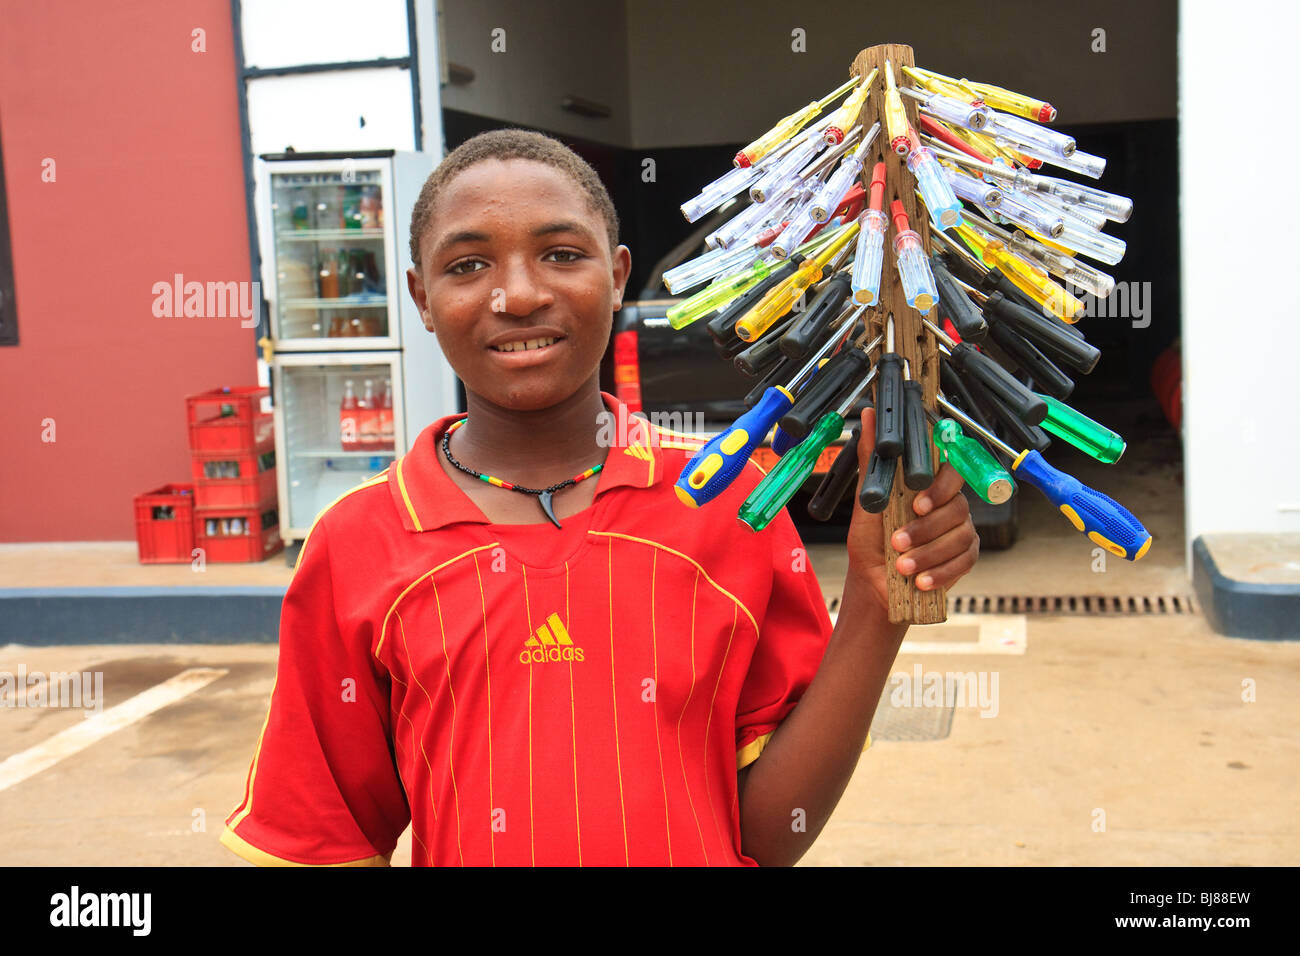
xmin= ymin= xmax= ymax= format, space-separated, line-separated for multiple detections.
xmin=277 ymin=228 xmax=386 ymax=242
xmin=291 ymin=449 xmax=397 ymax=459
xmin=281 ymin=296 xmax=389 ymax=309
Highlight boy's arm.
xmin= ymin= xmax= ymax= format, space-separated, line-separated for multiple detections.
xmin=220 ymin=516 xmax=411 ymax=866
xmin=737 ymin=407 xmax=976 ymax=866
xmin=736 ymin=573 xmax=904 ymax=866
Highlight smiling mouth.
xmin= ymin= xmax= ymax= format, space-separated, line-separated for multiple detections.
xmin=489 ymin=336 xmax=564 ymax=353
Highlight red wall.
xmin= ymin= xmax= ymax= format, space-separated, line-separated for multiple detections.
xmin=0 ymin=0 xmax=257 ymax=541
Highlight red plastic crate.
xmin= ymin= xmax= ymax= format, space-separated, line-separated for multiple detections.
xmin=134 ymin=484 xmax=196 ymax=564
xmin=190 ymin=448 xmax=277 ymax=508
xmin=186 ymin=386 xmax=274 ymax=454
xmin=193 ymin=503 xmax=283 ymax=563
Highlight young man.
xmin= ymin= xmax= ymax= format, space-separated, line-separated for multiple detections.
xmin=220 ymin=130 xmax=979 ymax=867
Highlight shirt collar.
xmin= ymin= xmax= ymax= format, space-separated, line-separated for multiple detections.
xmin=388 ymin=391 xmax=665 ymax=533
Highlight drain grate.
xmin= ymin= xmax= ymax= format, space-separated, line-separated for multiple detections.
xmin=869 ymin=689 xmax=954 ymax=742
xmin=947 ymin=593 xmax=1199 ymax=616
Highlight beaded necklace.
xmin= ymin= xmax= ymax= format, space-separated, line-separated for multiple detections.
xmin=441 ymin=418 xmax=603 ymax=529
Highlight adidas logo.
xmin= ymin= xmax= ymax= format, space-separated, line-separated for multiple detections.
xmin=623 ymin=442 xmax=653 ymax=462
xmin=519 ymin=612 xmax=585 ymax=664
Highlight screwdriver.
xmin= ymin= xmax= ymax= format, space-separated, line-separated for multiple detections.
xmin=772 ymin=310 xmax=871 ymax=457
xmin=980 ymin=108 xmax=1076 ymax=161
xmin=736 ymin=223 xmax=857 ymax=341
xmin=678 ymin=314 xmax=865 ymax=507
xmin=905 ymin=134 xmax=963 ymax=228
xmin=667 ymin=259 xmax=771 ymax=329
xmin=953 ymin=277 xmax=1100 ymax=373
xmin=961 ymin=77 xmax=1056 ymax=123
xmin=942 ymin=162 xmax=1003 ymax=209
xmin=919 ymin=116 xmax=994 ymax=164
xmin=733 ymin=312 xmax=801 ymax=376
xmin=953 ymin=222 xmax=1085 ymax=323
xmin=883 ymin=59 xmax=912 ymax=154
xmin=807 ymin=425 xmax=862 ymax=520
xmin=928 ymin=414 xmax=1015 ymax=505
xmin=779 ymin=329 xmax=883 ymax=439
xmin=923 ymin=316 xmax=1047 ymax=425
xmin=811 ymin=123 xmax=881 ymax=222
xmin=891 ymin=200 xmax=939 ymax=313
xmin=874 ymin=315 xmax=905 ymax=457
xmin=987 ymin=318 xmax=1076 ymax=400
xmin=902 ymin=65 xmax=984 ymax=107
xmin=931 ymin=253 xmax=989 ymax=342
xmin=851 ymin=162 xmax=890 ymax=305
xmin=908 ymin=66 xmax=1057 ymax=123
xmin=928 ymin=146 xmax=1132 ymax=223
xmin=739 ymin=364 xmax=881 ymax=531
xmin=901 ymin=85 xmax=990 ymax=132
xmin=901 ymin=359 xmax=935 ymax=490
xmin=702 ymin=224 xmax=844 ymax=343
xmin=1011 ymin=140 xmax=1106 ymax=180
xmin=936 ymin=395 xmax=1152 ymax=560
xmin=959 ymin=209 xmax=1116 ymax=299
xmin=780 ymin=268 xmax=854 ymax=358
xmin=932 ymin=229 xmax=1082 ymax=334
xmin=734 ymin=76 xmax=859 ymax=168
xmin=821 ymin=70 xmax=878 ymax=145
xmin=957 ymin=368 xmax=1052 ymax=454
xmin=1036 ymin=393 xmax=1126 ymax=463
xmin=857 ymin=444 xmax=897 ymax=513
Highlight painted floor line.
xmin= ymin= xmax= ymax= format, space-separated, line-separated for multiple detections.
xmin=828 ymin=612 xmax=1028 ymax=654
xmin=0 ymin=667 xmax=228 ymax=793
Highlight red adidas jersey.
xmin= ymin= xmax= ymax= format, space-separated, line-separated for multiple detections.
xmin=221 ymin=391 xmax=834 ymax=866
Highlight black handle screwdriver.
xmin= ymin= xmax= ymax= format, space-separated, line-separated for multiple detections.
xmin=807 ymin=424 xmax=861 ymax=521
xmin=874 ymin=314 xmax=905 ymax=458
xmin=780 ymin=269 xmax=854 ymax=359
xmin=954 ymin=278 xmax=1100 ymax=373
xmin=901 ymin=359 xmax=934 ymax=490
xmin=987 ymin=320 xmax=1076 ymax=400
xmin=706 ymin=256 xmax=802 ymax=345
xmin=778 ymin=327 xmax=882 ymax=439
xmin=924 ymin=317 xmax=1048 ymax=425
xmin=931 ymin=253 xmax=988 ymax=342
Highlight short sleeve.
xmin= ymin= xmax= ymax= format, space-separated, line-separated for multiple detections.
xmin=220 ymin=520 xmax=410 ymax=866
xmin=734 ymin=507 xmax=834 ymax=769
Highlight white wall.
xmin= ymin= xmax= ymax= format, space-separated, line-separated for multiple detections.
xmin=1181 ymin=0 xmax=1300 ymax=559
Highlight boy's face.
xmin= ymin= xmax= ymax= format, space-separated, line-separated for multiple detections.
xmin=407 ymin=158 xmax=632 ymax=413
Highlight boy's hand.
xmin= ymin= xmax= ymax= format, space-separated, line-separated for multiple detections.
xmin=844 ymin=406 xmax=979 ymax=611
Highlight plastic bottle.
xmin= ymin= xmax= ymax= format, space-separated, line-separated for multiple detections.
xmin=359 ymin=380 xmax=380 ymax=451
xmin=340 ymin=380 xmax=360 ymax=452
xmin=379 ymin=378 xmax=394 ymax=450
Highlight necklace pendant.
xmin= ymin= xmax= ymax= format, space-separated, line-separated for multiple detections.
xmin=537 ymin=490 xmax=562 ymax=529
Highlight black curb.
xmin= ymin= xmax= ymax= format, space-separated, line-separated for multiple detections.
xmin=1191 ymin=536 xmax=1300 ymax=641
xmin=0 ymin=587 xmax=284 ymax=645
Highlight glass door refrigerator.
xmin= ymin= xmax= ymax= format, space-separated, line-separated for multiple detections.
xmin=256 ymin=150 xmax=458 ymax=554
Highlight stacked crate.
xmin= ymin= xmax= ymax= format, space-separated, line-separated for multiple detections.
xmin=186 ymin=386 xmax=283 ymax=562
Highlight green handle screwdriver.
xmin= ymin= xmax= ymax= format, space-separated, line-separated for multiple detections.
xmin=930 ymin=415 xmax=1015 ymax=505
xmin=739 ymin=366 xmax=879 ymax=532
xmin=937 ymin=395 xmax=1152 ymax=560
xmin=1036 ymin=394 xmax=1126 ymax=463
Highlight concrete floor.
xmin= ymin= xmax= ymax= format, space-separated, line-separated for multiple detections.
xmin=1 ymin=565 xmax=1295 ymax=866
xmin=2 ymin=400 xmax=1294 ymax=865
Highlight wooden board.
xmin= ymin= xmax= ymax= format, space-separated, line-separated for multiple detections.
xmin=850 ymin=44 xmax=947 ymax=625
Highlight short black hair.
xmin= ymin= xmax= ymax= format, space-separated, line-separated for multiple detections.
xmin=409 ymin=128 xmax=620 ymax=265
